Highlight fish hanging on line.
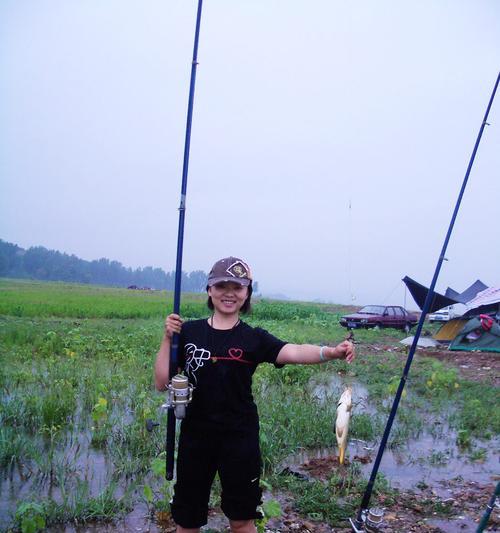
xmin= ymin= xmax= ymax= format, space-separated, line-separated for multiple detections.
xmin=336 ymin=387 xmax=352 ymax=465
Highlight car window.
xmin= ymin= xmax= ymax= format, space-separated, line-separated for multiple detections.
xmin=388 ymin=307 xmax=395 ymax=316
xmin=394 ymin=307 xmax=403 ymax=317
xmin=360 ymin=306 xmax=385 ymax=315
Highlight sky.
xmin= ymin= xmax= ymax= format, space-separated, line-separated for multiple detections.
xmin=1 ymin=0 xmax=499 ymax=307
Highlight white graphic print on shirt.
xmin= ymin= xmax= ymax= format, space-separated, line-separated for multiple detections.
xmin=185 ymin=343 xmax=211 ymax=385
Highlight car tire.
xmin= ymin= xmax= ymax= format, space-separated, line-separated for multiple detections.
xmin=404 ymin=323 xmax=411 ymax=333
xmin=375 ymin=323 xmax=382 ymax=330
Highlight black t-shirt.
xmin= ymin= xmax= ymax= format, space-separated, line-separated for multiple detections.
xmin=178 ymin=319 xmax=287 ymax=430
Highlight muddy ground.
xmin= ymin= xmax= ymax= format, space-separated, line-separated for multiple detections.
xmin=50 ymin=344 xmax=499 ymax=533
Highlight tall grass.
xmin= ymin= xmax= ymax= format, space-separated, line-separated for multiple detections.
xmin=0 ymin=279 xmax=498 ymax=531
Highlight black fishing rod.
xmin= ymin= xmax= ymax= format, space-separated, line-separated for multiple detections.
xmin=165 ymin=0 xmax=204 ymax=481
xmin=350 ymin=71 xmax=500 ymax=532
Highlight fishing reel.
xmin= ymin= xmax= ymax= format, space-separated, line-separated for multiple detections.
xmin=162 ymin=374 xmax=193 ymax=420
xmin=349 ymin=507 xmax=385 ymax=532
xmin=146 ymin=374 xmax=194 ymax=434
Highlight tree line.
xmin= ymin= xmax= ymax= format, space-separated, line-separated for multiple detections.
xmin=0 ymin=239 xmax=209 ymax=292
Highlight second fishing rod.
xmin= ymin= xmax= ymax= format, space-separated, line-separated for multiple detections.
xmin=350 ymin=71 xmax=500 ymax=532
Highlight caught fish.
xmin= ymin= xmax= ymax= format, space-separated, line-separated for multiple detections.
xmin=336 ymin=387 xmax=352 ymax=465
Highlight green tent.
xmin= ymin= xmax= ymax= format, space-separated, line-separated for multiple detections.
xmin=449 ymin=317 xmax=500 ymax=353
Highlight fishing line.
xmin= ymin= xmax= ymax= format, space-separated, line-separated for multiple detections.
xmin=351 ymin=71 xmax=500 ymax=531
xmin=347 ymin=198 xmax=356 ymax=303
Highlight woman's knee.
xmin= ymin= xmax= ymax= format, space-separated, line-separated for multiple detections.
xmin=229 ymin=519 xmax=256 ymax=533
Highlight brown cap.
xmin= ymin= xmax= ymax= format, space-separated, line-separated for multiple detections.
xmin=207 ymin=257 xmax=252 ymax=287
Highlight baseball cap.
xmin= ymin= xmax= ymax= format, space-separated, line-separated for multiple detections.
xmin=207 ymin=257 xmax=252 ymax=287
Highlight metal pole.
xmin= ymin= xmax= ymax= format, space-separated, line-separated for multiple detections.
xmin=352 ymin=71 xmax=500 ymax=530
xmin=166 ymin=0 xmax=204 ymax=481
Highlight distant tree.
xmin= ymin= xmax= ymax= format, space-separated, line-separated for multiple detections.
xmin=0 ymin=239 xmax=209 ymax=292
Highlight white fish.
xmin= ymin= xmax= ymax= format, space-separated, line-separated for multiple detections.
xmin=335 ymin=387 xmax=352 ymax=465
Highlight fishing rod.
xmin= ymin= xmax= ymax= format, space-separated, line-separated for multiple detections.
xmin=476 ymin=481 xmax=500 ymax=533
xmin=165 ymin=0 xmax=204 ymax=481
xmin=350 ymin=71 xmax=500 ymax=532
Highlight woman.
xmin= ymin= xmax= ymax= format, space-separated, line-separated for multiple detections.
xmin=155 ymin=256 xmax=355 ymax=533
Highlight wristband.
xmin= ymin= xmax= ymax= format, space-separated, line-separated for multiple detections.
xmin=319 ymin=345 xmax=327 ymax=362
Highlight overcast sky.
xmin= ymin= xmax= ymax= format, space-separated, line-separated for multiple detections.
xmin=1 ymin=1 xmax=499 ymax=307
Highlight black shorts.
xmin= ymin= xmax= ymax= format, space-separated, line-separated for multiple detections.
xmin=170 ymin=421 xmax=263 ymax=529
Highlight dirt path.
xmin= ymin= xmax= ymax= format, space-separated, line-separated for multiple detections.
xmin=415 ymin=347 xmax=500 ymax=387
xmin=359 ymin=340 xmax=500 ymax=386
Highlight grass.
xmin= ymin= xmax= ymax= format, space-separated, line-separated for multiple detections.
xmin=0 ymin=278 xmax=498 ymax=531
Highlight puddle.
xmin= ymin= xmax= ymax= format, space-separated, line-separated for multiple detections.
xmin=0 ymin=430 xmax=132 ymax=532
xmin=2 ymin=373 xmax=498 ymax=532
xmin=425 ymin=516 xmax=480 ymax=532
xmin=44 ymin=503 xmax=162 ymax=532
xmin=306 ymin=374 xmax=499 ymax=494
xmin=310 ymin=373 xmax=371 ymax=412
xmin=281 ymin=430 xmax=499 ymax=498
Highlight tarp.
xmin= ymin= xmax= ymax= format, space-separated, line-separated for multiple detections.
xmin=402 ymin=276 xmax=459 ymax=313
xmin=463 ymin=287 xmax=500 ymax=318
xmin=455 ymin=280 xmax=489 ymax=303
xmin=403 ymin=276 xmax=491 ymax=313
xmin=400 ymin=336 xmax=438 ymax=347
xmin=433 ymin=319 xmax=468 ymax=342
xmin=449 ymin=317 xmax=500 ymax=353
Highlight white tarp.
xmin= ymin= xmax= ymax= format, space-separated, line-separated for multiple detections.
xmin=465 ymin=287 xmax=500 ymax=312
xmin=400 ymin=336 xmax=439 ymax=347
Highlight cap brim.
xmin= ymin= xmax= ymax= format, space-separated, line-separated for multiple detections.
xmin=207 ymin=276 xmax=251 ymax=287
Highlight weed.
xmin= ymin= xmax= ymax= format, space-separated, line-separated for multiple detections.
xmin=256 ymin=498 xmax=282 ymax=533
xmin=143 ymin=452 xmax=174 ymax=514
xmin=14 ymin=502 xmax=46 ymax=533
xmin=350 ymin=413 xmax=378 ymax=441
xmin=456 ymin=429 xmax=472 ymax=448
xmin=427 ymin=450 xmax=452 ymax=466
xmin=0 ymin=427 xmax=35 ymax=467
xmin=468 ymin=447 xmax=487 ymax=462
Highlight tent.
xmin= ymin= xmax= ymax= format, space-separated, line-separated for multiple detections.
xmin=449 ymin=316 xmax=500 ymax=353
xmin=433 ymin=318 xmax=468 ymax=342
xmin=403 ymin=277 xmax=500 ymax=351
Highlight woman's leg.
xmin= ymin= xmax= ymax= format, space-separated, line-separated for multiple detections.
xmin=229 ymin=519 xmax=257 ymax=533
xmin=219 ymin=427 xmax=262 ymax=531
xmin=171 ymin=423 xmax=217 ymax=530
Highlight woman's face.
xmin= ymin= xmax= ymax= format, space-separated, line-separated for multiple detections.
xmin=208 ymin=281 xmax=249 ymax=315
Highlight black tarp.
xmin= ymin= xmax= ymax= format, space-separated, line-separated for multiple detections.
xmin=402 ymin=276 xmax=459 ymax=313
xmin=403 ymin=277 xmax=490 ymax=313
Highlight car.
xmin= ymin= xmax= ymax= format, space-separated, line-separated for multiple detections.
xmin=428 ymin=305 xmax=464 ymax=323
xmin=339 ymin=305 xmax=418 ymax=332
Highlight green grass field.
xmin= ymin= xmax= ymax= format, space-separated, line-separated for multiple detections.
xmin=0 ymin=279 xmax=498 ymax=532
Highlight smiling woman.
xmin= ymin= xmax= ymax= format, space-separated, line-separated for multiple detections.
xmin=154 ymin=256 xmax=355 ymax=533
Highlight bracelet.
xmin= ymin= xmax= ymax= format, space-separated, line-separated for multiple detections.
xmin=319 ymin=345 xmax=327 ymax=362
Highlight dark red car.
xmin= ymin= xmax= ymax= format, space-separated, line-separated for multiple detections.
xmin=340 ymin=305 xmax=418 ymax=332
